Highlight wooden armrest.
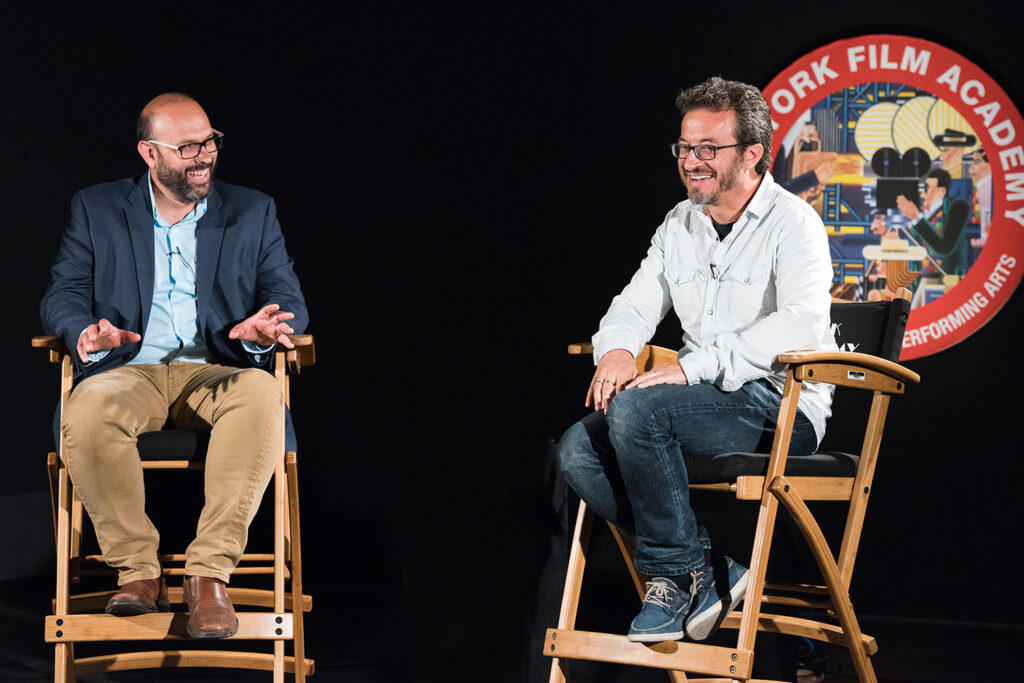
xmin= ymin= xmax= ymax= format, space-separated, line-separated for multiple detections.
xmin=777 ymin=350 xmax=920 ymax=385
xmin=568 ymin=343 xmax=677 ymax=374
xmin=284 ymin=334 xmax=315 ymax=373
xmin=32 ymin=335 xmax=63 ymax=350
xmin=33 ymin=335 xmax=70 ymax=364
xmin=567 ymin=342 xmax=594 ymax=355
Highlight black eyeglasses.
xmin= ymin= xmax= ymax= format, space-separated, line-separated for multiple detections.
xmin=670 ymin=142 xmax=745 ymax=161
xmin=148 ymin=132 xmax=224 ymax=160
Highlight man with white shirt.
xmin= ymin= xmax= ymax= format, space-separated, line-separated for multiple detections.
xmin=557 ymin=77 xmax=835 ymax=643
xmin=41 ymin=93 xmax=308 ymax=639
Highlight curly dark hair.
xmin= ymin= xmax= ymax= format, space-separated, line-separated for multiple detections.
xmin=675 ymin=77 xmax=772 ymax=175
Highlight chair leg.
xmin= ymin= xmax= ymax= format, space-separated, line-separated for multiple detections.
xmin=70 ymin=490 xmax=84 ymax=584
xmin=273 ymin=455 xmax=287 ymax=683
xmin=286 ymin=452 xmax=306 ymax=683
xmin=54 ymin=457 xmax=74 ymax=683
xmin=54 ymin=643 xmax=74 ymax=683
xmin=606 ymin=524 xmax=647 ymax=598
xmin=48 ymin=453 xmax=59 ymax=544
xmin=548 ymin=500 xmax=594 ymax=683
xmin=732 ymin=472 xmax=781 ymax=670
xmin=770 ymin=477 xmax=877 ymax=683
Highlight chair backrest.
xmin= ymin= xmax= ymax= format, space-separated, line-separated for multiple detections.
xmin=829 ymin=297 xmax=910 ymax=362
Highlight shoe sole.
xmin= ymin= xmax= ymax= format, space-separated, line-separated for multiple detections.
xmin=626 ymin=629 xmax=686 ymax=643
xmin=105 ymin=599 xmax=172 ymax=616
xmin=182 ymin=598 xmax=239 ymax=639
xmin=185 ymin=618 xmax=239 ymax=639
xmin=685 ymin=569 xmax=749 ymax=641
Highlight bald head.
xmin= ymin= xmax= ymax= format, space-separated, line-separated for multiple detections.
xmin=136 ymin=93 xmax=208 ymax=142
xmin=136 ymin=93 xmax=219 ymax=206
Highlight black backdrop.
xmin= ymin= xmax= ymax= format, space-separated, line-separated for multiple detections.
xmin=3 ymin=2 xmax=1022 ymax=680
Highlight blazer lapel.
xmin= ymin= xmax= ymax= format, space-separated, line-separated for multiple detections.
xmin=125 ymin=175 xmax=155 ymax=336
xmin=196 ymin=188 xmax=226 ymax=331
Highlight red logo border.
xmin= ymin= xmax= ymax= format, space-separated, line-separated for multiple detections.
xmin=764 ymin=34 xmax=1024 ymax=360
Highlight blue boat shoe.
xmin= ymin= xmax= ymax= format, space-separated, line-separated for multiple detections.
xmin=685 ymin=554 xmax=748 ymax=641
xmin=627 ymin=577 xmax=691 ymax=643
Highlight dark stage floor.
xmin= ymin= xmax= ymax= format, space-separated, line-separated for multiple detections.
xmin=3 ymin=574 xmax=1021 ymax=682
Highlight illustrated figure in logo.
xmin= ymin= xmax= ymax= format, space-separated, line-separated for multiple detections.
xmin=896 ymin=168 xmax=970 ymax=277
xmin=969 ymin=149 xmax=993 ymax=248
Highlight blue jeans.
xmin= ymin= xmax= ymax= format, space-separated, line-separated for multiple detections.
xmin=557 ymin=380 xmax=817 ymax=577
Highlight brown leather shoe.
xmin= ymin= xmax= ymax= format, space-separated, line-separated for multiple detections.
xmin=182 ymin=575 xmax=238 ymax=639
xmin=105 ymin=577 xmax=171 ymax=616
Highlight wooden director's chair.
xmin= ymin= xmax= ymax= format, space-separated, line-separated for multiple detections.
xmin=545 ymin=291 xmax=919 ymax=682
xmin=33 ymin=333 xmax=316 ymax=682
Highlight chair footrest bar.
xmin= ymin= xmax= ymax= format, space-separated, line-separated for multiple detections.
xmin=59 ymin=588 xmax=313 ymax=613
xmin=719 ymin=612 xmax=877 ymax=654
xmin=73 ymin=650 xmax=314 ymax=676
xmin=544 ymin=629 xmax=753 ymax=678
xmin=46 ymin=613 xmax=293 ymax=642
xmin=763 ymin=581 xmax=830 ymax=595
xmin=761 ymin=594 xmax=832 ymax=609
xmin=733 ymin=476 xmax=855 ymax=501
xmin=82 ymin=553 xmax=277 ymax=563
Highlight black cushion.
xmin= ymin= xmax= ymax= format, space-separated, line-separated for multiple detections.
xmin=133 ymin=410 xmax=298 ymax=461
xmin=137 ymin=430 xmax=207 ymax=461
xmin=686 ymin=450 xmax=859 ymax=484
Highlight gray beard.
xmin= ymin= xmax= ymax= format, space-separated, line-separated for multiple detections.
xmin=681 ymin=157 xmax=742 ymax=205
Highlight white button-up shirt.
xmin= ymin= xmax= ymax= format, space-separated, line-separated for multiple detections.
xmin=592 ymin=173 xmax=836 ymax=443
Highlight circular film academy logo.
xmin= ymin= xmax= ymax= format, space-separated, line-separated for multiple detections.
xmin=764 ymin=34 xmax=1024 ymax=360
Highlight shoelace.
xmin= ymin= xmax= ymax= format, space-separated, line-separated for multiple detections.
xmin=689 ymin=567 xmax=710 ymax=597
xmin=641 ymin=580 xmax=677 ymax=608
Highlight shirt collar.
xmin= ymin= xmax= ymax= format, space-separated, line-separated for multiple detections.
xmin=146 ymin=170 xmax=208 ymax=228
xmin=740 ymin=172 xmax=774 ymax=221
xmin=925 ymin=196 xmax=944 ymax=219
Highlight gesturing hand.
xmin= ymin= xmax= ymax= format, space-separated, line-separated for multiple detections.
xmin=228 ymin=304 xmax=296 ymax=349
xmin=625 ymin=362 xmax=688 ymax=390
xmin=77 ymin=319 xmax=142 ymax=362
xmin=586 ymin=349 xmax=638 ymax=412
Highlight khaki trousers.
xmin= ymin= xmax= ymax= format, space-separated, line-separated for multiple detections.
xmin=61 ymin=362 xmax=283 ymax=585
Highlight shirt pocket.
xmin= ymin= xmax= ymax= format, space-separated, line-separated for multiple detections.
xmin=665 ymin=267 xmax=699 ymax=288
xmin=665 ymin=267 xmax=705 ymax=325
xmin=721 ymin=265 xmax=771 ymax=322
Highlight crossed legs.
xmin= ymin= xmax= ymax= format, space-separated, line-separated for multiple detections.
xmin=558 ymin=380 xmax=817 ymax=574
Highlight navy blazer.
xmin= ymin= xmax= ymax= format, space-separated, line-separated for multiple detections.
xmin=41 ymin=173 xmax=309 ymax=381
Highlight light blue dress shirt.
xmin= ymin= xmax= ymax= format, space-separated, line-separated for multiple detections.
xmin=130 ymin=172 xmax=210 ymax=364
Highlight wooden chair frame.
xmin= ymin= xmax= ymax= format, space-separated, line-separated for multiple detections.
xmin=34 ymin=334 xmax=317 ymax=682
xmin=545 ymin=303 xmax=920 ymax=682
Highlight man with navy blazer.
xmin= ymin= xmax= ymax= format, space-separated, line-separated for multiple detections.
xmin=40 ymin=93 xmax=308 ymax=639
